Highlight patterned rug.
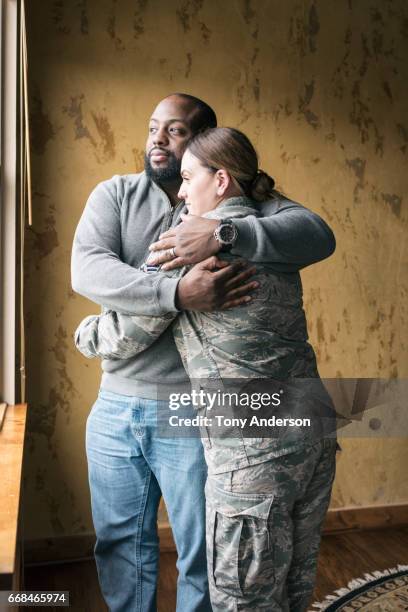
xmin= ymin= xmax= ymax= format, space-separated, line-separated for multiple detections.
xmin=310 ymin=565 xmax=408 ymax=611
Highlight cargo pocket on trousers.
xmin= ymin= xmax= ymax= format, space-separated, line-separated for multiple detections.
xmin=212 ymin=489 xmax=274 ymax=598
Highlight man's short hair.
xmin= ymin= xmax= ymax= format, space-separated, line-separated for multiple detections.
xmin=170 ymin=93 xmax=217 ymax=133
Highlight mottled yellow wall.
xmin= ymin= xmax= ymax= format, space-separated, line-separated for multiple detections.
xmin=24 ymin=0 xmax=407 ymax=541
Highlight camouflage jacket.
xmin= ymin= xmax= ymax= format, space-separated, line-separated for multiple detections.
xmin=75 ymin=196 xmax=335 ymax=473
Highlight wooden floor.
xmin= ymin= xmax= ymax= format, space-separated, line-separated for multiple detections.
xmin=24 ymin=526 xmax=408 ymax=611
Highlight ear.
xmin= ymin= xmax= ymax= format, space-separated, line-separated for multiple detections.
xmin=215 ymin=169 xmax=231 ymax=196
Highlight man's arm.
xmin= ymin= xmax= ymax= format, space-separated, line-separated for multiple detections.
xmin=71 ymin=176 xmax=258 ymax=315
xmin=74 ymin=253 xmax=259 ymax=360
xmin=231 ymin=198 xmax=336 ymax=270
xmin=148 ymin=195 xmax=335 ymax=272
xmin=71 ymin=176 xmax=179 ymax=316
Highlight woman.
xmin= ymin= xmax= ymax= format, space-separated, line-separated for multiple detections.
xmin=75 ymin=127 xmax=337 ymax=612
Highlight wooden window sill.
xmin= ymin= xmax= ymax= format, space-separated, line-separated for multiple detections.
xmin=0 ymin=404 xmax=27 ymax=589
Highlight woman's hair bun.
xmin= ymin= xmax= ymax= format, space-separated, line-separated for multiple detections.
xmin=250 ymin=170 xmax=275 ymax=202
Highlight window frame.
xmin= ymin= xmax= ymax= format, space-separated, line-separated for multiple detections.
xmin=0 ymin=0 xmax=18 ymax=404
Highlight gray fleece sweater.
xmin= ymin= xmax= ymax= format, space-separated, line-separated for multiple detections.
xmin=71 ymin=172 xmax=335 ymax=398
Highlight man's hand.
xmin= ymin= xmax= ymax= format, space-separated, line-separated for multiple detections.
xmin=148 ymin=213 xmax=220 ymax=270
xmin=176 ymin=256 xmax=258 ymax=311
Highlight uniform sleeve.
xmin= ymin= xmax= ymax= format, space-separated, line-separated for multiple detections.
xmin=74 ymin=309 xmax=177 ymax=360
xmin=74 ymin=256 xmax=186 ymax=361
xmin=71 ymin=177 xmax=179 ymax=316
xmin=231 ymin=197 xmax=336 ymax=271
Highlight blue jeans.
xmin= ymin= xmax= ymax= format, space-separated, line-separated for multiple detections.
xmin=86 ymin=389 xmax=211 ymax=612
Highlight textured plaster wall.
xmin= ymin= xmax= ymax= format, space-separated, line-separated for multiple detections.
xmin=24 ymin=0 xmax=407 ymax=540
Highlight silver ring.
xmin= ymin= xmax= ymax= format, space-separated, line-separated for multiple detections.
xmin=170 ymin=247 xmax=177 ymax=258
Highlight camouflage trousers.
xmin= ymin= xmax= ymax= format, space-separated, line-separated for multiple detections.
xmin=205 ymin=438 xmax=337 ymax=612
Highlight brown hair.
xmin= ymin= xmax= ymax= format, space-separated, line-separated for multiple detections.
xmin=186 ymin=127 xmax=275 ymax=202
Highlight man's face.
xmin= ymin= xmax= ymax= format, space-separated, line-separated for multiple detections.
xmin=145 ymin=97 xmax=197 ymax=183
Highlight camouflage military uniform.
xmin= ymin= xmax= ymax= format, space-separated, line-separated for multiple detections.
xmin=204 ymin=438 xmax=336 ymax=611
xmin=75 ymin=196 xmax=337 ymax=612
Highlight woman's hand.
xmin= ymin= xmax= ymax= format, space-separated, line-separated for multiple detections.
xmin=148 ymin=213 xmax=221 ymax=270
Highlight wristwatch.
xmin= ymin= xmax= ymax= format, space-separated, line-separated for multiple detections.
xmin=214 ymin=219 xmax=238 ymax=252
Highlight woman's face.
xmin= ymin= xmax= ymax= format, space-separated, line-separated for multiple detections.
xmin=178 ymin=150 xmax=220 ymax=216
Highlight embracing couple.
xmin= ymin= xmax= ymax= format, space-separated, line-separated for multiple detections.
xmin=71 ymin=93 xmax=338 ymax=612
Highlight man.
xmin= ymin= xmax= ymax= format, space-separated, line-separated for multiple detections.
xmin=71 ymin=93 xmax=335 ymax=612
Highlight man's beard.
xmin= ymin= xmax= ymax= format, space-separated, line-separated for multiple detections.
xmin=144 ymin=152 xmax=181 ymax=183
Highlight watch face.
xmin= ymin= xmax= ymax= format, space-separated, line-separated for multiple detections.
xmin=220 ymin=224 xmax=235 ymax=243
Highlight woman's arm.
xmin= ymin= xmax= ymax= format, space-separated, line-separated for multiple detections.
xmin=74 ymin=239 xmax=185 ymax=360
xmin=74 ymin=309 xmax=177 ymax=360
